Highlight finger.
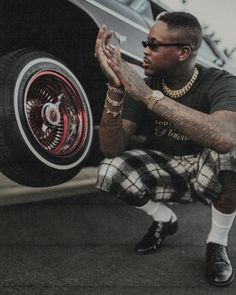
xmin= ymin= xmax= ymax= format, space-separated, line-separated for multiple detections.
xmin=95 ymin=38 xmax=102 ymax=60
xmin=104 ymin=31 xmax=114 ymax=57
xmin=96 ymin=26 xmax=105 ymax=47
xmin=110 ymin=47 xmax=122 ymax=66
xmin=103 ymin=45 xmax=114 ymax=59
xmin=95 ymin=36 xmax=104 ymax=59
xmin=101 ymin=25 xmax=107 ymax=52
xmin=113 ymin=46 xmax=121 ymax=58
xmin=95 ymin=26 xmax=122 ymax=86
xmin=112 ymin=48 xmax=130 ymax=73
xmin=96 ymin=54 xmax=121 ymax=87
xmin=97 ymin=26 xmax=104 ymax=40
xmin=107 ymin=59 xmax=120 ymax=76
xmin=95 ymin=26 xmax=105 ymax=57
xmin=96 ymin=27 xmax=110 ymax=59
xmin=95 ymin=25 xmax=107 ymax=54
xmin=104 ymin=31 xmax=113 ymax=47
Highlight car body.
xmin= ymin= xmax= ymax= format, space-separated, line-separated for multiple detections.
xmin=0 ymin=0 xmax=235 ymax=187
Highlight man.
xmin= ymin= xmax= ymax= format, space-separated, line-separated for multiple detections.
xmin=94 ymin=11 xmax=236 ymax=286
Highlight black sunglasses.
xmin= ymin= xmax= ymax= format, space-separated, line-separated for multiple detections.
xmin=142 ymin=40 xmax=190 ymax=50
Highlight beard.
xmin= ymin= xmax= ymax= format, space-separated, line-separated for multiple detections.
xmin=144 ymin=66 xmax=165 ymax=79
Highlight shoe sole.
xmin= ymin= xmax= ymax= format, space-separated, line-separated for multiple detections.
xmin=207 ymin=272 xmax=234 ymax=287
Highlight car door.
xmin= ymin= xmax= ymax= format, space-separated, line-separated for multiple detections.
xmin=73 ymin=0 xmax=152 ymax=75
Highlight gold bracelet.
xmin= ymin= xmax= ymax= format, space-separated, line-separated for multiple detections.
xmin=104 ymin=101 xmax=122 ymax=118
xmin=106 ymin=83 xmax=125 ymax=95
xmin=105 ymin=92 xmax=123 ymax=107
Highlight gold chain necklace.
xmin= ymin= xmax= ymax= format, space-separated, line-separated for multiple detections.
xmin=161 ymin=67 xmax=199 ymax=99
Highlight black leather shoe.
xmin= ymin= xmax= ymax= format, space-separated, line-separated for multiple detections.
xmin=206 ymin=242 xmax=234 ymax=287
xmin=135 ymin=217 xmax=178 ymax=255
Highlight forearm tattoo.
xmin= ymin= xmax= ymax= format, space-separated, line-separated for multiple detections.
xmin=99 ymin=112 xmax=136 ymax=158
xmin=152 ymin=96 xmax=236 ymax=153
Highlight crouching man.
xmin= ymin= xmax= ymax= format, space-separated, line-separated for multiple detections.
xmin=95 ymin=12 xmax=236 ymax=286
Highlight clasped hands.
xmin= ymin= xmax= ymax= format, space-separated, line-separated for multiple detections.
xmin=94 ymin=24 xmax=152 ymax=103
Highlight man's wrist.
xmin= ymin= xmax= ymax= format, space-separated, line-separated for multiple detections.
xmin=106 ymin=90 xmax=124 ymax=106
xmin=104 ymin=90 xmax=123 ymax=118
xmin=106 ymin=83 xmax=125 ymax=95
xmin=145 ymin=90 xmax=165 ymax=110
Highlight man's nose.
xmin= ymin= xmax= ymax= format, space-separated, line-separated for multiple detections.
xmin=143 ymin=46 xmax=152 ymax=55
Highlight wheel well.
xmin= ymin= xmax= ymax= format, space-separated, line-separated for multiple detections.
xmin=0 ymin=0 xmax=106 ymax=123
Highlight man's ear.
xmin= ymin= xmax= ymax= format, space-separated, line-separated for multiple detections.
xmin=179 ymin=46 xmax=191 ymax=61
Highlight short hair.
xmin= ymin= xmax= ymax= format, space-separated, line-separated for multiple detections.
xmin=158 ymin=12 xmax=202 ymax=50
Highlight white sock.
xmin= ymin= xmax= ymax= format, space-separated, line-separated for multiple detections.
xmin=207 ymin=204 xmax=236 ymax=246
xmin=136 ymin=200 xmax=177 ymax=222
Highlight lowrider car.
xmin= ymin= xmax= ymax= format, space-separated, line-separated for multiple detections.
xmin=0 ymin=0 xmax=235 ymax=187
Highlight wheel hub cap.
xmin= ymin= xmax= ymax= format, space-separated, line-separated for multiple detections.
xmin=24 ymin=70 xmax=88 ymax=158
xmin=42 ymin=103 xmax=61 ymax=126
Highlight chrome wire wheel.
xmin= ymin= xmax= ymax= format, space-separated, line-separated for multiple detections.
xmin=0 ymin=49 xmax=93 ymax=187
xmin=25 ymin=70 xmax=88 ymax=158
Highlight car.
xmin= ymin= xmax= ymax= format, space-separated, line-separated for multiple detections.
xmin=0 ymin=0 xmax=235 ymax=187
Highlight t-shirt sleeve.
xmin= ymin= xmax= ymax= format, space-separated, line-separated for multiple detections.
xmin=209 ymin=72 xmax=236 ymax=113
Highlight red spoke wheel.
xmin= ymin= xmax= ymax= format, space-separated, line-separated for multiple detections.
xmin=0 ymin=49 xmax=93 ymax=187
xmin=25 ymin=70 xmax=88 ymax=159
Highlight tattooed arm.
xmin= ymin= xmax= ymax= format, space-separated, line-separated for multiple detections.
xmin=95 ymin=25 xmax=137 ymax=158
xmin=151 ymin=99 xmax=236 ymax=153
xmin=107 ymin=48 xmax=236 ymax=154
xmin=99 ymin=98 xmax=137 ymax=158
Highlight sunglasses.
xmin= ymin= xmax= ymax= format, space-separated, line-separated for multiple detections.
xmin=142 ymin=40 xmax=190 ymax=50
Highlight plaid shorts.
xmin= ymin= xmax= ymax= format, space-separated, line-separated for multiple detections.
xmin=96 ymin=148 xmax=236 ymax=206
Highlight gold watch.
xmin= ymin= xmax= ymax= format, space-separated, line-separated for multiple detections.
xmin=147 ymin=90 xmax=165 ymax=110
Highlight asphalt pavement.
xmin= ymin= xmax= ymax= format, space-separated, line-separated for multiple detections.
xmin=0 ymin=175 xmax=235 ymax=294
xmin=0 ymin=167 xmax=98 ymax=206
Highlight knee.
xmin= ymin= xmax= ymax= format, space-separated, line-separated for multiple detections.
xmin=219 ymin=170 xmax=236 ymax=194
xmin=97 ymin=156 xmax=124 ymax=178
xmin=213 ymin=171 xmax=236 ymax=212
xmin=96 ymin=154 xmax=151 ymax=207
xmin=96 ymin=156 xmax=124 ymax=194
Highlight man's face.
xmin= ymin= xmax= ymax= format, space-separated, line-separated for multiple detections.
xmin=142 ymin=20 xmax=183 ymax=76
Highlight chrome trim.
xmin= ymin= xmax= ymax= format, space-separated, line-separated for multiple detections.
xmin=84 ymin=0 xmax=149 ymax=33
xmin=120 ymin=48 xmax=143 ymax=64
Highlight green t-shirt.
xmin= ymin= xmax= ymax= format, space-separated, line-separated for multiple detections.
xmin=122 ymin=64 xmax=236 ymax=156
